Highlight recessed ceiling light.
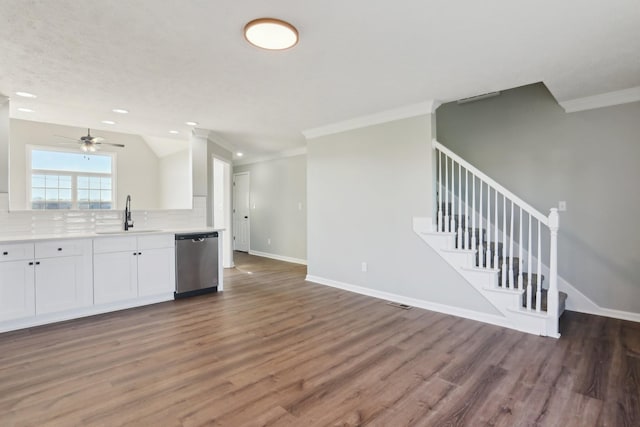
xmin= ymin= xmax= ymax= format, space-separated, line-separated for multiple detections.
xmin=236 ymin=152 xmax=244 ymax=157
xmin=185 ymin=121 xmax=199 ymax=126
xmin=112 ymin=108 xmax=129 ymax=114
xmin=169 ymin=130 xmax=179 ymax=134
xmin=102 ymin=120 xmax=116 ymax=125
xmin=15 ymin=91 xmax=37 ymax=98
xmin=244 ymin=18 xmax=299 ymax=50
xmin=17 ymin=107 xmax=34 ymax=113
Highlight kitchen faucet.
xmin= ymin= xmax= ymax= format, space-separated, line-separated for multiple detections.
xmin=124 ymin=195 xmax=134 ymax=231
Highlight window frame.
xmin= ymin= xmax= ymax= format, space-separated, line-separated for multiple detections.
xmin=26 ymin=144 xmax=118 ymax=211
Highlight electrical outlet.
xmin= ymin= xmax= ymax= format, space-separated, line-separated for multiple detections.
xmin=361 ymin=262 xmax=367 ymax=272
xmin=558 ymin=201 xmax=567 ymax=212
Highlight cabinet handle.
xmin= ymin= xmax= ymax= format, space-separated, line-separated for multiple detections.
xmin=138 ymin=252 xmax=142 ymax=255
xmin=57 ymin=248 xmax=62 ymax=251
xmin=2 ymin=251 xmax=7 ymax=256
xmin=35 ymin=261 xmax=40 ymax=265
xmin=133 ymin=252 xmax=137 ymax=256
xmin=28 ymin=262 xmax=34 ymax=266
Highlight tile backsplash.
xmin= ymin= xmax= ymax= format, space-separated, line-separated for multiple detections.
xmin=0 ymin=193 xmax=207 ymax=238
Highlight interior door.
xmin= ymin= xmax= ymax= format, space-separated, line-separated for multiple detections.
xmin=233 ymin=172 xmax=250 ymax=252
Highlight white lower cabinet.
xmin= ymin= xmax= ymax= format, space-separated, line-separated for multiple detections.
xmin=93 ymin=234 xmax=175 ymax=304
xmin=34 ymin=240 xmax=93 ymax=315
xmin=0 ymin=257 xmax=35 ymax=322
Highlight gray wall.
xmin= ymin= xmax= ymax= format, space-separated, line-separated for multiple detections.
xmin=307 ymin=115 xmax=500 ymax=314
xmin=234 ymin=154 xmax=307 ymax=261
xmin=207 ymin=137 xmax=233 ymax=228
xmin=437 ymin=83 xmax=640 ymax=313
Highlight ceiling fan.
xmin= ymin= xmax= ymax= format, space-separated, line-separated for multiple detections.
xmin=55 ymin=128 xmax=125 ymax=152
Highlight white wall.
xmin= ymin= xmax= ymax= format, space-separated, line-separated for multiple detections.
xmin=158 ymin=148 xmax=191 ymax=209
xmin=9 ymin=119 xmax=160 ymax=210
xmin=0 ymin=96 xmax=8 ymax=193
xmin=234 ymin=154 xmax=307 ymax=262
xmin=306 ymin=115 xmax=500 ymax=314
xmin=437 ymin=83 xmax=640 ymax=314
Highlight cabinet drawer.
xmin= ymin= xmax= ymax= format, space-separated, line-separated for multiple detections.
xmin=0 ymin=242 xmax=34 ymax=262
xmin=35 ymin=239 xmax=91 ymax=259
xmin=93 ymin=236 xmax=137 ymax=254
xmin=138 ymin=234 xmax=174 ymax=250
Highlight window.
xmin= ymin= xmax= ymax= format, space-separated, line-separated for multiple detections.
xmin=28 ymin=147 xmax=116 ymax=210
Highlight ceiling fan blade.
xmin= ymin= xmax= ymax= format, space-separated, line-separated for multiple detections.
xmin=92 ymin=136 xmax=105 ymax=143
xmin=96 ymin=142 xmax=125 ymax=148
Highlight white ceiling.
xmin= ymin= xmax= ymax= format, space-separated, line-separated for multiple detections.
xmin=1 ymin=0 xmax=639 ymax=163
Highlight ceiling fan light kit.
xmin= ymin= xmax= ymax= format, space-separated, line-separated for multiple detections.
xmin=56 ymin=128 xmax=125 ymax=152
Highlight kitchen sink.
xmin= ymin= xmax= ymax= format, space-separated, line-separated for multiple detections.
xmin=95 ymin=229 xmax=162 ymax=235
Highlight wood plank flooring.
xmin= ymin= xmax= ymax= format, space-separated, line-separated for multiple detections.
xmin=1 ymin=252 xmax=639 ymax=426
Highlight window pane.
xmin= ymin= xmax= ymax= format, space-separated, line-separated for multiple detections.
xmin=59 ymin=189 xmax=72 ymax=201
xmin=101 ymin=190 xmax=112 ymax=202
xmin=101 ymin=177 xmax=112 ymax=190
xmin=32 ymin=175 xmax=46 ymax=188
xmin=45 ymin=175 xmax=59 ymax=187
xmin=59 ymin=176 xmax=72 ymax=189
xmin=32 ymin=188 xmax=45 ymax=201
xmin=46 ymin=189 xmax=59 ymax=201
xmin=89 ymin=176 xmax=100 ymax=189
xmin=77 ymin=176 xmax=89 ymax=188
xmin=89 ymin=189 xmax=100 ymax=201
xmin=78 ymin=189 xmax=89 ymax=201
xmin=32 ymin=150 xmax=112 ymax=173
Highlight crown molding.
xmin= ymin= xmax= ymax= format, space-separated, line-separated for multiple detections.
xmin=206 ymin=131 xmax=235 ymax=154
xmin=234 ymin=146 xmax=307 ymax=166
xmin=302 ymin=99 xmax=441 ymax=139
xmin=559 ymin=86 xmax=640 ymax=113
xmin=191 ymin=127 xmax=210 ymax=139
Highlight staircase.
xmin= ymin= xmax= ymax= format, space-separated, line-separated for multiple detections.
xmin=414 ymin=140 xmax=567 ymax=338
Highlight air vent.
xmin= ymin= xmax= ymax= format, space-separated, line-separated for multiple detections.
xmin=457 ymin=91 xmax=501 ymax=105
xmin=387 ymin=301 xmax=412 ymax=310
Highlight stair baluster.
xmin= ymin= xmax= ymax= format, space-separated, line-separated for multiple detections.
xmin=494 ymin=190 xmax=499 ymax=271
xmin=445 ymin=155 xmax=450 ymax=233
xmin=486 ymin=187 xmax=492 ymax=270
xmin=508 ymin=200 xmax=515 ymax=288
xmin=478 ymin=182 xmax=484 ymax=267
xmin=457 ymin=163 xmax=462 ymax=249
xmin=536 ymin=222 xmax=542 ymax=312
xmin=527 ymin=213 xmax=532 ymax=310
xmin=502 ymin=194 xmax=508 ymax=288
xmin=518 ymin=207 xmax=524 ymax=290
xmin=438 ymin=151 xmax=443 ymax=232
xmin=471 ymin=174 xmax=476 ymax=251
xmin=465 ymin=169 xmax=470 ymax=249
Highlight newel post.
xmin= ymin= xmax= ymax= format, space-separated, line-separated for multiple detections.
xmin=547 ymin=208 xmax=560 ymax=337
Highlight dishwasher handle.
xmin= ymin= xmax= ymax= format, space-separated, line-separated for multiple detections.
xmin=192 ymin=238 xmax=205 ymax=243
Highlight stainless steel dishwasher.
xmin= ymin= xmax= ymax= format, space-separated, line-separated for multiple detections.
xmin=175 ymin=231 xmax=219 ymax=298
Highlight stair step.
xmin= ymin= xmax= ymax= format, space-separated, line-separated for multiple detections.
xmin=522 ymin=289 xmax=568 ymax=312
xmin=498 ymin=272 xmax=543 ymax=288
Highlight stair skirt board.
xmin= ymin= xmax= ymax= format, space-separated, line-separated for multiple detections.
xmin=305 ymin=275 xmax=555 ymax=337
xmin=414 ymin=217 xmax=561 ymax=338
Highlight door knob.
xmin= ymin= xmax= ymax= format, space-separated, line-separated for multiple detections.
xmin=244 ymin=216 xmax=248 ymax=219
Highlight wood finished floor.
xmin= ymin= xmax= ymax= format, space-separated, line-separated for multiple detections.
xmin=1 ymin=252 xmax=639 ymax=427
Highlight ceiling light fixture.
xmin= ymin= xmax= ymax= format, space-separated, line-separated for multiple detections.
xmin=17 ymin=107 xmax=34 ymax=113
xmin=112 ymin=108 xmax=129 ymax=114
xmin=236 ymin=152 xmax=244 ymax=157
xmin=102 ymin=120 xmax=116 ymax=125
xmin=185 ymin=121 xmax=199 ymax=126
xmin=244 ymin=18 xmax=299 ymax=50
xmin=169 ymin=130 xmax=179 ymax=134
xmin=15 ymin=91 xmax=37 ymax=98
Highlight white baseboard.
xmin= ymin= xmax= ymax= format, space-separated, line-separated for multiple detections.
xmin=305 ymin=274 xmax=517 ymax=331
xmin=249 ymin=250 xmax=307 ymax=265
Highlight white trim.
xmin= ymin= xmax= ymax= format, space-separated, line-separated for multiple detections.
xmin=302 ymin=100 xmax=441 ymax=139
xmin=0 ymin=293 xmax=173 ymax=333
xmin=232 ymin=171 xmax=250 ymax=252
xmin=305 ymin=274 xmax=517 ymax=330
xmin=559 ymin=86 xmax=640 ymax=113
xmin=207 ymin=131 xmax=236 ymax=154
xmin=250 ymin=250 xmax=307 ymax=265
xmin=234 ymin=146 xmax=307 ymax=166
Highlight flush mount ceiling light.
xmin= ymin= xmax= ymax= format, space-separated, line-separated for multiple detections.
xmin=112 ymin=108 xmax=129 ymax=114
xmin=101 ymin=120 xmax=116 ymax=125
xmin=244 ymin=18 xmax=298 ymax=50
xmin=185 ymin=121 xmax=199 ymax=126
xmin=236 ymin=152 xmax=244 ymax=157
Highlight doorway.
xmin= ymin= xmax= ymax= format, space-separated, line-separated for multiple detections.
xmin=233 ymin=172 xmax=250 ymax=252
xmin=212 ymin=156 xmax=233 ymax=268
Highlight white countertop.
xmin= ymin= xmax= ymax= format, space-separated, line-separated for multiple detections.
xmin=0 ymin=228 xmax=224 ymax=244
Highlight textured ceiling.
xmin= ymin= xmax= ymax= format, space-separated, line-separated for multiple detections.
xmin=1 ymin=0 xmax=639 ymax=163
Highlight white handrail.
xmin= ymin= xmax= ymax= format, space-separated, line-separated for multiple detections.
xmin=433 ymin=139 xmax=549 ymax=225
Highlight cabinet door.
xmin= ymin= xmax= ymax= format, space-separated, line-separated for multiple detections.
xmin=0 ymin=261 xmax=35 ymax=321
xmin=137 ymin=247 xmax=175 ymax=297
xmin=35 ymin=256 xmax=93 ymax=315
xmin=94 ymin=251 xmax=138 ymax=304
